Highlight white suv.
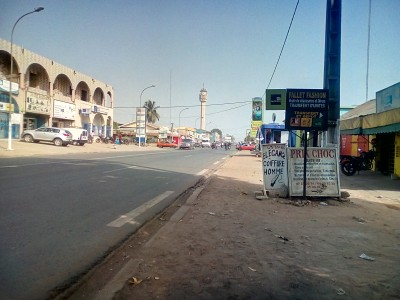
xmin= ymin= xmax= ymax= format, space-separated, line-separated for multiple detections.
xmin=201 ymin=139 xmax=211 ymax=148
xmin=21 ymin=127 xmax=72 ymax=146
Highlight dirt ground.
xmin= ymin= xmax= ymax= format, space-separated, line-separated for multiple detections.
xmin=65 ymin=153 xmax=400 ymax=300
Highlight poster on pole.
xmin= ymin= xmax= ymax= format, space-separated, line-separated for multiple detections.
xmin=252 ymin=97 xmax=263 ymax=121
xmin=261 ymin=143 xmax=288 ymax=197
xmin=287 ymin=147 xmax=340 ymax=197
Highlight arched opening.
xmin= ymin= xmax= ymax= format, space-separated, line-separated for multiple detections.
xmin=93 ymin=88 xmax=104 ymax=106
xmin=76 ymin=81 xmax=90 ymax=102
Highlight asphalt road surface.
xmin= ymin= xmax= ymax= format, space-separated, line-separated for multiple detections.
xmin=0 ymin=147 xmax=232 ymax=300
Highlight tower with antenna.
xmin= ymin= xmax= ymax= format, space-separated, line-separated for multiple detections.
xmin=199 ymin=85 xmax=208 ymax=130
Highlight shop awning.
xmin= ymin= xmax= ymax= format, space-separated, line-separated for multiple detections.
xmin=340 ymin=107 xmax=400 ymax=135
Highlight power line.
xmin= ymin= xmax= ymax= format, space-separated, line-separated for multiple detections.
xmin=262 ymin=0 xmax=300 ymax=98
xmin=114 ymin=100 xmax=250 ymax=109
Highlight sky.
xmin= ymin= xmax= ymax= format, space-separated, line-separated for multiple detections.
xmin=1 ymin=0 xmax=399 ymax=141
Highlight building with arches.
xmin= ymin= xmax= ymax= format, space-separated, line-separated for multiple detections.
xmin=0 ymin=39 xmax=114 ymax=139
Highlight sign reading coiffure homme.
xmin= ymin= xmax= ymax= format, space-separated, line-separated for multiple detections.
xmin=261 ymin=143 xmax=288 ymax=197
xmin=287 ymin=147 xmax=340 ymax=197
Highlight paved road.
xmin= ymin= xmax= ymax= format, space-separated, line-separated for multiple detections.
xmin=0 ymin=147 xmax=232 ymax=300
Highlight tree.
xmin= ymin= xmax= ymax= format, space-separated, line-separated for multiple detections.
xmin=211 ymin=128 xmax=222 ymax=137
xmin=143 ymin=100 xmax=160 ymax=124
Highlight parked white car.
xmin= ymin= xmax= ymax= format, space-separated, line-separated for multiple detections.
xmin=65 ymin=128 xmax=88 ymax=146
xmin=201 ymin=139 xmax=211 ymax=148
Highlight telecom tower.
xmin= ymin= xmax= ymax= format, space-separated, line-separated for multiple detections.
xmin=199 ymin=86 xmax=208 ymax=130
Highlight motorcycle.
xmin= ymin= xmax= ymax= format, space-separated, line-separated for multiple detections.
xmin=95 ymin=136 xmax=113 ymax=144
xmin=340 ymin=149 xmax=375 ymax=176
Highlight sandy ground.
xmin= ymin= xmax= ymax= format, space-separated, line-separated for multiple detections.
xmin=62 ymin=152 xmax=400 ymax=300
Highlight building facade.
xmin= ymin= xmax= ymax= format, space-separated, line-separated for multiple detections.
xmin=340 ymin=82 xmax=400 ymax=178
xmin=0 ymin=39 xmax=114 ymax=139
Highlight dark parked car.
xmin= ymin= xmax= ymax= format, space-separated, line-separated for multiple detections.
xmin=179 ymin=139 xmax=194 ymax=150
xmin=21 ymin=127 xmax=72 ymax=146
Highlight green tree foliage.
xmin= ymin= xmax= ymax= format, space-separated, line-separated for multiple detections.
xmin=211 ymin=128 xmax=222 ymax=137
xmin=143 ymin=100 xmax=160 ymax=124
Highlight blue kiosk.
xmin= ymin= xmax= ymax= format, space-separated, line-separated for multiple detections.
xmin=256 ymin=123 xmax=297 ymax=148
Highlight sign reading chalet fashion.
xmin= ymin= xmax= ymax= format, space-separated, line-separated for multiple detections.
xmin=285 ymin=89 xmax=328 ymax=131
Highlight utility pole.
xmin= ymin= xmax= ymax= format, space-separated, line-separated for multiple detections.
xmin=323 ymin=0 xmax=341 ymax=146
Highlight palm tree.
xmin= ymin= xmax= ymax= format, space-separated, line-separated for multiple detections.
xmin=143 ymin=100 xmax=160 ymax=124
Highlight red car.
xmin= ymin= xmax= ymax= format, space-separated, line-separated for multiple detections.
xmin=157 ymin=140 xmax=177 ymax=148
xmin=238 ymin=143 xmax=256 ymax=151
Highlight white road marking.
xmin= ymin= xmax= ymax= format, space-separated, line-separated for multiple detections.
xmin=196 ymin=169 xmax=208 ymax=176
xmin=107 ymin=191 xmax=175 ymax=227
xmin=103 ymin=165 xmax=139 ymax=174
xmin=89 ymin=152 xmax=162 ymax=160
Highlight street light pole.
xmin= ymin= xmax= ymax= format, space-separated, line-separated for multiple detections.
xmin=7 ymin=7 xmax=44 ymax=151
xmin=178 ymin=108 xmax=189 ymax=128
xmin=139 ymin=84 xmax=155 ymax=108
xmin=195 ymin=117 xmax=200 ymax=129
xmin=137 ymin=85 xmax=155 ymax=148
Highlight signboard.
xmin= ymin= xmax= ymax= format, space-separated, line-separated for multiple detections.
xmin=261 ymin=144 xmax=288 ymax=197
xmin=0 ymin=79 xmax=19 ymax=95
xmin=266 ymin=89 xmax=286 ymax=110
xmin=80 ymin=108 xmax=91 ymax=115
xmin=54 ymin=100 xmax=76 ymax=120
xmin=376 ymin=82 xmax=400 ymax=113
xmin=285 ymin=89 xmax=328 ymax=131
xmin=287 ymin=147 xmax=340 ymax=197
xmin=93 ymin=105 xmax=109 ymax=114
xmin=26 ymin=92 xmax=51 ymax=115
xmin=136 ymin=107 xmax=146 ymax=138
xmin=252 ymin=97 xmax=263 ymax=121
xmin=0 ymin=103 xmax=14 ymax=111
xmin=10 ymin=113 xmax=21 ymax=124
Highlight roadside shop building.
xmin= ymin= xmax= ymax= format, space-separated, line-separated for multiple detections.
xmin=340 ymin=82 xmax=400 ymax=178
xmin=0 ymin=39 xmax=114 ymax=139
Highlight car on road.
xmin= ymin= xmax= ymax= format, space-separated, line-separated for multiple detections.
xmin=21 ymin=127 xmax=73 ymax=146
xmin=157 ymin=140 xmax=177 ymax=148
xmin=179 ymin=138 xmax=194 ymax=150
xmin=201 ymin=139 xmax=211 ymax=148
xmin=237 ymin=143 xmax=256 ymax=151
